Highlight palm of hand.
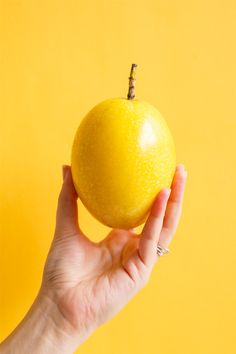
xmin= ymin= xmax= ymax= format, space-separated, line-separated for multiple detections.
xmin=42 ymin=164 xmax=187 ymax=336
xmin=44 ymin=227 xmax=146 ymax=333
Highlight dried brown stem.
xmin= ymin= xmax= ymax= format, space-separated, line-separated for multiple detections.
xmin=127 ymin=64 xmax=137 ymax=100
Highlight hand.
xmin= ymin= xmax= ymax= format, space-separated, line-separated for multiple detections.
xmin=1 ymin=164 xmax=187 ymax=354
xmin=41 ymin=164 xmax=187 ymax=346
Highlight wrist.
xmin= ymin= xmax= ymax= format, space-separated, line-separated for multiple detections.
xmin=1 ymin=289 xmax=91 ymax=354
xmin=33 ymin=291 xmax=79 ymax=353
xmin=37 ymin=288 xmax=94 ymax=350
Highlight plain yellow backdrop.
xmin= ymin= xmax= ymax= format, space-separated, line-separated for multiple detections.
xmin=1 ymin=1 xmax=236 ymax=353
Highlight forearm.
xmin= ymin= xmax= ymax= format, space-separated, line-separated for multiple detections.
xmin=0 ymin=291 xmax=87 ymax=354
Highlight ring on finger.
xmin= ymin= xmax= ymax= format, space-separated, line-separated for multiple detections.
xmin=156 ymin=244 xmax=170 ymax=257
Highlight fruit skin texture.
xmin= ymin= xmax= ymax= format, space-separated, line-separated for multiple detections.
xmin=71 ymin=98 xmax=176 ymax=229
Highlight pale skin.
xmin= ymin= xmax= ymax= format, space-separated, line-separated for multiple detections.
xmin=0 ymin=164 xmax=187 ymax=353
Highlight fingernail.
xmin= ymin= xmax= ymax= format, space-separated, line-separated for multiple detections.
xmin=177 ymin=164 xmax=185 ymax=173
xmin=62 ymin=165 xmax=67 ymax=181
xmin=164 ymin=188 xmax=171 ymax=196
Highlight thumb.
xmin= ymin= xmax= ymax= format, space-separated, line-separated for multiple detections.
xmin=54 ymin=165 xmax=80 ymax=237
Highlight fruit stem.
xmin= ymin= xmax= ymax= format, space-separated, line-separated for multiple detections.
xmin=127 ymin=64 xmax=137 ymax=100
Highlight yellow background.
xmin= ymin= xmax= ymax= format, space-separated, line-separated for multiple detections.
xmin=1 ymin=1 xmax=236 ymax=353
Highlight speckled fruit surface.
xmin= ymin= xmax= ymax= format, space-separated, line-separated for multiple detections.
xmin=71 ymin=97 xmax=176 ymax=229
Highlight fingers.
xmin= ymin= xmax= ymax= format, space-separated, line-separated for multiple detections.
xmin=158 ymin=164 xmax=187 ymax=250
xmin=138 ymin=188 xmax=171 ymax=267
xmin=54 ymin=165 xmax=80 ymax=238
xmin=124 ymin=164 xmax=188 ymax=285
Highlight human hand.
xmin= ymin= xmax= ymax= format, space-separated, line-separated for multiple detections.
xmin=41 ymin=163 xmax=187 ymax=350
xmin=1 ymin=164 xmax=187 ymax=354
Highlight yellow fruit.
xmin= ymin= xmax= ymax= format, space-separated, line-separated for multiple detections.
xmin=71 ymin=65 xmax=176 ymax=229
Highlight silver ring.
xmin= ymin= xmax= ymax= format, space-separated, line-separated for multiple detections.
xmin=156 ymin=244 xmax=170 ymax=257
